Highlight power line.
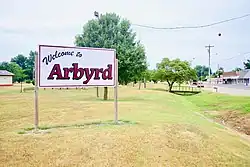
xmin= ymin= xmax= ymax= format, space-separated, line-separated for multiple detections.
xmin=132 ymin=13 xmax=250 ymax=30
xmin=217 ymin=52 xmax=250 ymax=63
xmin=1 ymin=13 xmax=250 ymax=34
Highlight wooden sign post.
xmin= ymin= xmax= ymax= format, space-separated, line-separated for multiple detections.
xmin=34 ymin=52 xmax=39 ymax=130
xmin=114 ymin=59 xmax=118 ymax=124
xmin=35 ymin=45 xmax=118 ymax=130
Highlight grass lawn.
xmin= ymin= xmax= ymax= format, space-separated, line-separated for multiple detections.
xmin=185 ymin=91 xmax=250 ymax=114
xmin=185 ymin=91 xmax=250 ymax=135
xmin=1 ymin=83 xmax=250 ymax=166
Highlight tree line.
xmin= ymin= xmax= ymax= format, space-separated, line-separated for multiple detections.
xmin=0 ymin=51 xmax=37 ymax=84
xmin=1 ymin=12 xmax=250 ymax=97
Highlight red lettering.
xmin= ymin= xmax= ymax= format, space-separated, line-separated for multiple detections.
xmin=47 ymin=63 xmax=113 ymax=84
xmin=94 ymin=68 xmax=103 ymax=79
xmin=72 ymin=63 xmax=84 ymax=80
xmin=47 ymin=64 xmax=63 ymax=80
xmin=63 ymin=68 xmax=71 ymax=79
xmin=102 ymin=64 xmax=113 ymax=80
xmin=83 ymin=68 xmax=95 ymax=84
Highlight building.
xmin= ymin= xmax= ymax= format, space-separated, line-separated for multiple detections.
xmin=237 ymin=69 xmax=250 ymax=85
xmin=221 ymin=71 xmax=239 ymax=84
xmin=221 ymin=70 xmax=250 ymax=85
xmin=0 ymin=70 xmax=14 ymax=86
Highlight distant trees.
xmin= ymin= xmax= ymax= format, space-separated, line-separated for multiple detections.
xmin=243 ymin=60 xmax=250 ymax=69
xmin=150 ymin=70 xmax=159 ymax=84
xmin=0 ymin=62 xmax=25 ymax=83
xmin=10 ymin=54 xmax=27 ymax=69
xmin=213 ymin=67 xmax=224 ymax=78
xmin=233 ymin=67 xmax=242 ymax=72
xmin=194 ymin=65 xmax=211 ymax=80
xmin=155 ymin=58 xmax=197 ymax=92
xmin=0 ymin=50 xmax=37 ymax=83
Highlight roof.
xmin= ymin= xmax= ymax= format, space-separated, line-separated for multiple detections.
xmin=0 ymin=70 xmax=14 ymax=76
xmin=222 ymin=70 xmax=250 ymax=79
xmin=222 ymin=71 xmax=239 ymax=78
xmin=243 ymin=69 xmax=250 ymax=79
xmin=238 ymin=70 xmax=249 ymax=78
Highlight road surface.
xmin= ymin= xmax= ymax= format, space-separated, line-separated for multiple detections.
xmin=204 ymin=84 xmax=250 ymax=96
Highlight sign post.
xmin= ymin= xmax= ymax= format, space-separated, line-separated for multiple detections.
xmin=34 ymin=52 xmax=39 ymax=130
xmin=114 ymin=58 xmax=118 ymax=124
xmin=36 ymin=45 xmax=117 ymax=129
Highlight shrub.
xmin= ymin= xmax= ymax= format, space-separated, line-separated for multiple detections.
xmin=26 ymin=80 xmax=31 ymax=84
xmin=32 ymin=80 xmax=35 ymax=85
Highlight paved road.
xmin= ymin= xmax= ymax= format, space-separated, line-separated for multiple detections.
xmin=217 ymin=84 xmax=250 ymax=90
xmin=204 ymin=84 xmax=250 ymax=96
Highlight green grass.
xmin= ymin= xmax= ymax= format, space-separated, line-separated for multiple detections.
xmin=0 ymin=83 xmax=250 ymax=166
xmin=185 ymin=91 xmax=250 ymax=114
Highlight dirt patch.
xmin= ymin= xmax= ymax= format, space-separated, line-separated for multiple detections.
xmin=213 ymin=111 xmax=250 ymax=135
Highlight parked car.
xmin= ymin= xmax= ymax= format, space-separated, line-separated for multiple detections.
xmin=197 ymin=81 xmax=204 ymax=87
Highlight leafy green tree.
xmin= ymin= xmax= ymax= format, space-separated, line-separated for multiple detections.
xmin=151 ymin=70 xmax=159 ymax=84
xmin=143 ymin=70 xmax=152 ymax=81
xmin=156 ymin=58 xmax=197 ymax=92
xmin=244 ymin=60 xmax=250 ymax=69
xmin=10 ymin=54 xmax=27 ymax=69
xmin=233 ymin=67 xmax=242 ymax=72
xmin=194 ymin=65 xmax=211 ymax=80
xmin=75 ymin=13 xmax=147 ymax=99
xmin=200 ymin=76 xmax=206 ymax=81
xmin=214 ymin=67 xmax=224 ymax=77
xmin=0 ymin=62 xmax=25 ymax=83
xmin=24 ymin=51 xmax=37 ymax=80
xmin=9 ymin=51 xmax=37 ymax=80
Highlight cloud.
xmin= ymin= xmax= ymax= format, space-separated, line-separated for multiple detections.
xmin=1 ymin=0 xmax=250 ymax=71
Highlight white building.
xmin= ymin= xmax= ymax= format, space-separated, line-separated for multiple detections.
xmin=0 ymin=70 xmax=14 ymax=86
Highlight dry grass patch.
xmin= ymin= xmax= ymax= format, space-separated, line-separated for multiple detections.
xmin=1 ymin=84 xmax=250 ymax=166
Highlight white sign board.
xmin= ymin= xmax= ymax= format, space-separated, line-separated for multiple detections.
xmin=38 ymin=45 xmax=116 ymax=87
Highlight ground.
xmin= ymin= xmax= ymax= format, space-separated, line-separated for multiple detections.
xmin=205 ymin=83 xmax=250 ymax=96
xmin=1 ymin=83 xmax=250 ymax=167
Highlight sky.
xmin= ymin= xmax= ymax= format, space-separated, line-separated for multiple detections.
xmin=1 ymin=0 xmax=250 ymax=72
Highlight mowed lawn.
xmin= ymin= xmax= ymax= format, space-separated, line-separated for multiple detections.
xmin=1 ymin=84 xmax=250 ymax=167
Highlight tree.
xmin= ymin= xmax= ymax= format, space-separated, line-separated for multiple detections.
xmin=143 ymin=70 xmax=152 ymax=88
xmin=0 ymin=62 xmax=25 ymax=83
xmin=233 ymin=67 xmax=242 ymax=72
xmin=194 ymin=65 xmax=211 ymax=80
xmin=151 ymin=70 xmax=159 ymax=84
xmin=11 ymin=54 xmax=27 ymax=69
xmin=75 ymin=13 xmax=147 ymax=99
xmin=156 ymin=58 xmax=197 ymax=92
xmin=244 ymin=60 xmax=250 ymax=69
xmin=24 ymin=51 xmax=37 ymax=80
xmin=214 ymin=67 xmax=224 ymax=77
xmin=9 ymin=51 xmax=37 ymax=80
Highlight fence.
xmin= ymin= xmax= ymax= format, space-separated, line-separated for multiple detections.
xmin=171 ymin=85 xmax=201 ymax=93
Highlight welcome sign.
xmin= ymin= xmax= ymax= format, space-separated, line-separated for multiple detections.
xmin=38 ymin=45 xmax=116 ymax=87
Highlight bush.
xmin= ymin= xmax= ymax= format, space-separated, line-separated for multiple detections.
xmin=32 ymin=80 xmax=35 ymax=85
xmin=26 ymin=80 xmax=31 ymax=84
xmin=23 ymin=87 xmax=35 ymax=92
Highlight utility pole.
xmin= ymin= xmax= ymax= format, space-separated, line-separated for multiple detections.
xmin=94 ymin=11 xmax=100 ymax=97
xmin=217 ymin=64 xmax=220 ymax=84
xmin=205 ymin=45 xmax=214 ymax=85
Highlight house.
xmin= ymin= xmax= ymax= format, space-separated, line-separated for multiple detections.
xmin=237 ymin=69 xmax=250 ymax=85
xmin=221 ymin=71 xmax=239 ymax=84
xmin=0 ymin=70 xmax=14 ymax=86
xmin=221 ymin=70 xmax=250 ymax=85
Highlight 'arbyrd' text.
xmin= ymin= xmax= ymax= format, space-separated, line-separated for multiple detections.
xmin=47 ymin=63 xmax=113 ymax=84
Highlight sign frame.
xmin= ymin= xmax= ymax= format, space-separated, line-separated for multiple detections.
xmin=34 ymin=45 xmax=119 ymax=130
xmin=38 ymin=45 xmax=116 ymax=88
